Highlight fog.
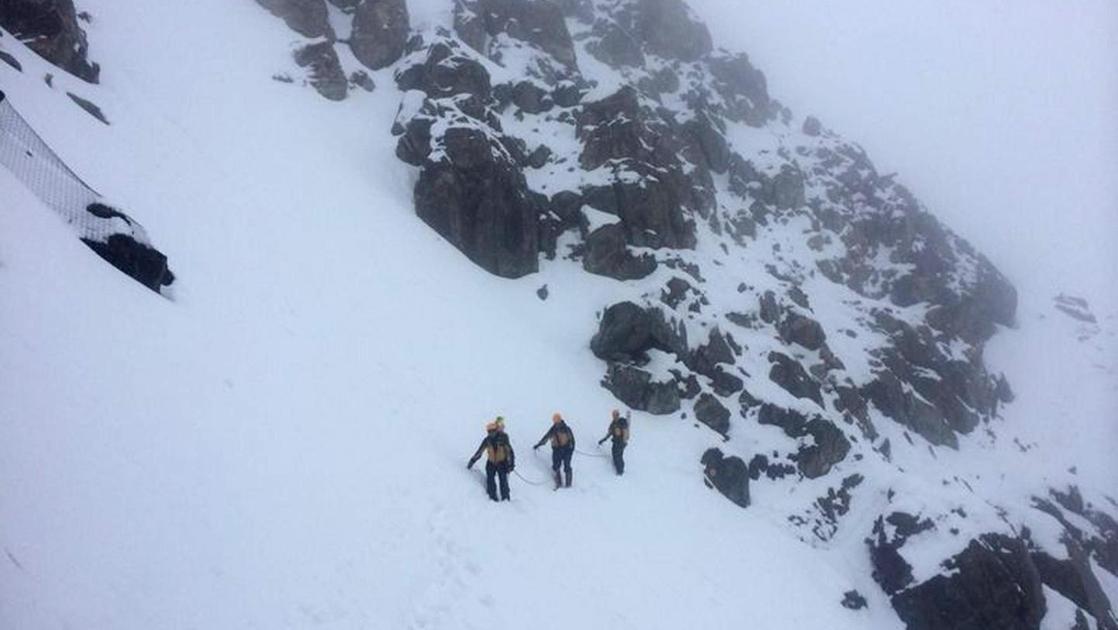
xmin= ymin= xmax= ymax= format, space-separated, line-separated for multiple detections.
xmin=690 ymin=0 xmax=1118 ymax=313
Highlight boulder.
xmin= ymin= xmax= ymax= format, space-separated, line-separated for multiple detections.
xmin=351 ymin=0 xmax=409 ymax=70
xmin=582 ymin=223 xmax=657 ymax=280
xmin=803 ymin=116 xmax=823 ymax=137
xmin=452 ymin=0 xmax=487 ymax=53
xmin=768 ymin=352 xmax=823 ymax=406
xmin=255 ymin=0 xmax=333 ymax=39
xmin=602 ymin=363 xmax=680 ymax=414
xmin=1 ymin=0 xmax=99 ymax=82
xmin=293 ymin=42 xmax=348 ymax=101
xmin=701 ymin=448 xmax=750 ymax=508
xmin=694 ymin=393 xmax=730 ymax=435
xmin=395 ymin=41 xmax=491 ymax=99
xmin=779 ymin=312 xmax=826 ymax=351
xmin=796 ymin=419 xmax=850 ymax=479
xmin=660 ymin=276 xmax=692 ymax=309
xmin=413 ymin=127 xmax=541 ymax=278
xmin=590 ymin=302 xmax=686 ymax=362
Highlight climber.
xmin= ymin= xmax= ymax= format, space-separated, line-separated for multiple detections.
xmin=598 ymin=409 xmax=630 ymax=475
xmin=533 ymin=412 xmax=576 ymax=488
xmin=467 ymin=417 xmax=516 ymax=501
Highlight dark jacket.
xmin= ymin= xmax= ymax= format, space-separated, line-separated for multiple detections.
xmin=468 ymin=431 xmax=515 ymax=469
xmin=534 ymin=422 xmax=575 ymax=450
xmin=602 ymin=417 xmax=629 ymax=444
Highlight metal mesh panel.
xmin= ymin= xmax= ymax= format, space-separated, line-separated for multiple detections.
xmin=0 ymin=92 xmax=151 ymax=245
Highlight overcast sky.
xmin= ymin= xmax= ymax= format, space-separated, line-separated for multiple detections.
xmin=690 ymin=0 xmax=1118 ymax=313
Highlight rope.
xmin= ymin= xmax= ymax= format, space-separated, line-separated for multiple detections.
xmin=576 ymin=447 xmax=609 ymax=458
xmin=513 ymin=469 xmax=548 ymax=486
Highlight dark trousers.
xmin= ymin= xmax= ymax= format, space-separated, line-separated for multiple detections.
xmin=611 ymin=441 xmax=626 ymax=475
xmin=485 ymin=461 xmax=510 ymax=501
xmin=552 ymin=446 xmax=573 ymax=486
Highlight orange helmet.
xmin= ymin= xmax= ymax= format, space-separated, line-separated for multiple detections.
xmin=552 ymin=412 xmax=563 ymax=424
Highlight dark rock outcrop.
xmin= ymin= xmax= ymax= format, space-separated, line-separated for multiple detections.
xmin=0 ymin=0 xmax=100 ymax=82
xmin=602 ymin=363 xmax=680 ymax=414
xmin=694 ymin=393 xmax=730 ymax=435
xmin=891 ymin=534 xmax=1046 ymax=630
xmin=796 ymin=418 xmax=850 ymax=479
xmin=478 ymin=0 xmax=576 ymax=70
xmin=582 ymin=223 xmax=656 ymax=280
xmin=590 ymin=302 xmax=687 ymax=363
xmin=701 ymin=448 xmax=749 ymax=508
xmin=779 ymin=312 xmax=826 ymax=351
xmin=768 ymin=352 xmax=822 ymax=406
xmin=255 ymin=0 xmax=333 ymax=39
xmin=616 ymin=0 xmax=711 ymax=62
xmin=351 ymin=0 xmax=409 ymax=70
xmin=293 ymin=42 xmax=347 ymax=101
xmin=413 ymin=127 xmax=541 ymax=278
xmin=396 ymin=41 xmax=491 ymax=100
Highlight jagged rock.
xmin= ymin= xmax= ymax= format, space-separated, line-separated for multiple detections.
xmin=891 ymin=534 xmax=1046 ymax=630
xmin=478 ymin=0 xmax=577 ymax=70
xmin=768 ymin=352 xmax=822 ymax=406
xmin=351 ymin=0 xmax=409 ymax=70
xmin=869 ymin=512 xmax=936 ymax=596
xmin=256 ymin=0 xmax=333 ymax=39
xmin=862 ymin=371 xmax=959 ymax=448
xmin=616 ymin=0 xmax=711 ymax=62
xmin=590 ymin=302 xmax=687 ymax=362
xmin=707 ymin=51 xmax=770 ymax=125
xmin=602 ymin=363 xmax=680 ymax=414
xmin=0 ymin=0 xmax=100 ymax=82
xmin=577 ymin=87 xmax=698 ymax=249
xmin=551 ymin=80 xmax=583 ymax=107
xmin=759 ymin=290 xmax=780 ymax=324
xmin=82 ymin=232 xmax=172 ymax=293
xmin=841 ymin=590 xmax=867 ymax=610
xmin=689 ymin=328 xmax=734 ymax=374
xmin=453 ymin=0 xmax=487 ymax=53
xmin=661 ymin=276 xmax=692 ymax=309
xmin=796 ymin=418 xmax=850 ymax=478
xmin=0 ymin=50 xmax=21 ymax=71
xmin=779 ymin=312 xmax=826 ymax=351
xmin=694 ymin=393 xmax=730 ymax=435
xmin=803 ymin=115 xmax=822 ymax=137
xmin=293 ymin=42 xmax=347 ymax=101
xmin=582 ymin=223 xmax=656 ymax=280
xmin=707 ymin=367 xmax=743 ymax=397
xmin=349 ymin=70 xmax=376 ymax=92
xmin=1054 ymin=294 xmax=1098 ymax=324
xmin=511 ymin=80 xmax=551 ymax=113
xmin=681 ymin=112 xmax=730 ymax=174
xmin=585 ymin=18 xmax=644 ymax=68
xmin=327 ymin=0 xmax=360 ymax=9
xmin=526 ymin=144 xmax=551 ymax=168
xmin=66 ymin=92 xmax=108 ymax=124
xmin=701 ymin=448 xmax=750 ymax=508
xmin=413 ymin=127 xmax=541 ymax=278
xmin=396 ymin=41 xmax=491 ymax=99
xmin=926 ymin=261 xmax=1018 ymax=343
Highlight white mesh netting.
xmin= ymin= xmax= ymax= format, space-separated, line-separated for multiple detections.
xmin=0 ymin=90 xmax=152 ymax=245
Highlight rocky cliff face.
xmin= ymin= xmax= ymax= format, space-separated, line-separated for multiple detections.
xmin=214 ymin=0 xmax=1118 ymax=626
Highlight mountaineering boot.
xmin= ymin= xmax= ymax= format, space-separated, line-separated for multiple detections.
xmin=554 ymin=470 xmax=562 ymax=490
xmin=565 ymin=470 xmax=572 ymax=488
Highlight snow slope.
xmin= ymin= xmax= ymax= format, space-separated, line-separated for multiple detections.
xmin=0 ymin=2 xmax=894 ymax=628
xmin=1 ymin=1 xmax=1114 ymax=628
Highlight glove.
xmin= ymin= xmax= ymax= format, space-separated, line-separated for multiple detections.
xmin=598 ymin=438 xmax=606 ymax=445
xmin=533 ymin=444 xmax=540 ymax=451
xmin=466 ymin=459 xmax=474 ymax=470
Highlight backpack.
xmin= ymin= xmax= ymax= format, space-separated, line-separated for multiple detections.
xmin=486 ymin=435 xmax=510 ymax=463
xmin=612 ymin=419 xmax=630 ymax=442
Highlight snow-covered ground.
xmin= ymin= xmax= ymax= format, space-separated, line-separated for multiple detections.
xmin=1 ymin=1 xmax=1114 ymax=628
